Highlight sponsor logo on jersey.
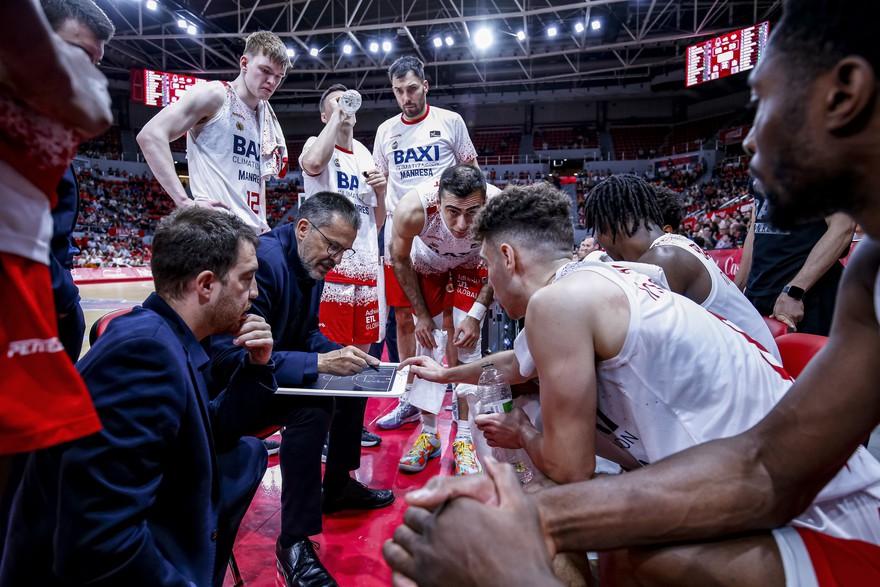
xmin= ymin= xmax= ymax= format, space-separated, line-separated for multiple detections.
xmin=7 ymin=337 xmax=64 ymax=358
xmin=334 ymin=158 xmax=340 ymax=167
xmin=236 ymin=122 xmax=244 ymax=131
xmin=233 ymin=135 xmax=260 ymax=162
xmin=430 ymin=130 xmax=441 ymax=137
xmin=391 ymin=141 xmax=398 ymax=150
xmin=336 ymin=171 xmax=361 ymax=191
xmin=393 ymin=145 xmax=440 ymax=165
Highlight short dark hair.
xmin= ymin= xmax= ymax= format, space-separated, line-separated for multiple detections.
xmin=653 ymin=186 xmax=683 ymax=231
xmin=41 ymin=0 xmax=114 ymax=40
xmin=438 ymin=164 xmax=486 ymax=201
xmin=151 ymin=207 xmax=259 ymax=300
xmin=473 ymin=183 xmax=573 ymax=255
xmin=319 ymin=83 xmax=347 ymax=113
xmin=771 ymin=0 xmax=880 ymax=79
xmin=583 ymin=174 xmax=664 ymax=243
xmin=388 ymin=56 xmax=425 ymax=82
xmin=299 ymin=191 xmax=361 ymax=232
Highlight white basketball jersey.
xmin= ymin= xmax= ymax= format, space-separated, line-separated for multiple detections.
xmin=517 ymin=260 xmax=880 ymax=503
xmin=300 ymin=138 xmax=380 ymax=286
xmin=650 ymin=233 xmax=780 ymax=360
xmin=373 ymin=105 xmax=477 ymax=214
xmin=410 ymin=178 xmax=500 ymax=274
xmin=187 ymin=82 xmax=267 ymax=232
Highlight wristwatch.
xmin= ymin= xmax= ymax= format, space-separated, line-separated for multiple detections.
xmin=782 ymin=285 xmax=806 ymax=301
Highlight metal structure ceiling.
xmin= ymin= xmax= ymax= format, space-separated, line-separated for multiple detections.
xmin=97 ymin=0 xmax=782 ymax=108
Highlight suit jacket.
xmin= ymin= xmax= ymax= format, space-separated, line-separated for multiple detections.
xmin=211 ymin=223 xmax=340 ymax=388
xmin=0 ymin=293 xmax=276 ymax=587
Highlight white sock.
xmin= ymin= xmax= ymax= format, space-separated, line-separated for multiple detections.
xmin=422 ymin=413 xmax=438 ymax=436
xmin=456 ymin=420 xmax=471 ymax=438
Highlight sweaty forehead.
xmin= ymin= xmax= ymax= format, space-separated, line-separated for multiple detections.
xmin=392 ymin=74 xmax=422 ymax=88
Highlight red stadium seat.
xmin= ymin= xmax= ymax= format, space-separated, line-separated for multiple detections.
xmin=763 ymin=316 xmax=789 ymax=339
xmin=88 ymin=305 xmax=278 ymax=587
xmin=775 ymin=332 xmax=829 ymax=379
xmin=88 ymin=307 xmax=135 ymax=345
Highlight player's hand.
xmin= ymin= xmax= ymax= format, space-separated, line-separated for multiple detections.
xmin=474 ymin=408 xmax=530 ymax=450
xmin=453 ymin=316 xmax=480 ymax=350
xmin=178 ymin=198 xmax=230 ymax=210
xmin=232 ymin=314 xmax=274 ymax=366
xmin=317 ymin=346 xmax=377 ymax=376
xmin=414 ymin=314 xmax=437 ymax=349
xmin=364 ymin=169 xmax=387 ymax=197
xmin=405 ymin=469 xmax=500 ymax=510
xmin=383 ymin=457 xmax=559 ymax=587
xmin=398 ymin=356 xmax=446 ymax=383
xmin=772 ymin=293 xmax=804 ymax=332
xmin=330 ymin=96 xmax=356 ymax=126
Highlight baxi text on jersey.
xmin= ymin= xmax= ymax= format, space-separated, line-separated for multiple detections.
xmin=232 ymin=135 xmax=260 ymax=169
xmin=393 ymin=145 xmax=440 ymax=165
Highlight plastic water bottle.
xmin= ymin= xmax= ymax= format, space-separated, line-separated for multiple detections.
xmin=477 ymin=361 xmax=533 ymax=484
xmin=339 ymin=89 xmax=362 ymax=115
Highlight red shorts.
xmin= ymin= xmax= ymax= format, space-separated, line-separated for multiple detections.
xmin=391 ymin=267 xmax=485 ymax=318
xmin=319 ymin=281 xmax=380 ymax=346
xmin=384 ymin=263 xmax=409 ymax=308
xmin=0 ymin=253 xmax=101 ymax=454
xmin=797 ymin=527 xmax=880 ymax=586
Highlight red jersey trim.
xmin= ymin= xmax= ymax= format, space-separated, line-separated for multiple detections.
xmin=334 ymin=145 xmax=354 ymax=155
xmin=401 ymin=104 xmax=430 ymax=125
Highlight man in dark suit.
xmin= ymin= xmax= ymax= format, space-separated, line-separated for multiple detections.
xmin=211 ymin=192 xmax=394 ymax=587
xmin=0 ymin=208 xmax=277 ymax=587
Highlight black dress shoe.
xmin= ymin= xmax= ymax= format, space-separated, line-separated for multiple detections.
xmin=275 ymin=538 xmax=338 ymax=587
xmin=322 ymin=478 xmax=395 ymax=514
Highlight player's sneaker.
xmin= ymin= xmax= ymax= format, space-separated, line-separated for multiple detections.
xmin=376 ymin=399 xmax=421 ymax=430
xmin=398 ymin=432 xmax=441 ymax=473
xmin=361 ymin=426 xmax=382 ymax=447
xmin=452 ymin=437 xmax=482 ymax=476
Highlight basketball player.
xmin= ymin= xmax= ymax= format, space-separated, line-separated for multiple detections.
xmin=584 ymin=173 xmax=779 ymax=358
xmin=373 ymin=56 xmax=479 ymax=430
xmin=137 ymin=30 xmax=289 ymax=233
xmin=387 ymin=177 xmax=880 ymax=586
xmin=390 ymin=164 xmax=495 ymax=476
xmin=299 ymin=83 xmax=387 ymax=445
xmin=0 ymin=0 xmax=111 ymax=484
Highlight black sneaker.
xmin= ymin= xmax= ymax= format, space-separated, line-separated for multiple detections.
xmin=361 ymin=426 xmax=382 ymax=447
xmin=263 ymin=439 xmax=281 ymax=456
xmin=322 ymin=478 xmax=395 ymax=514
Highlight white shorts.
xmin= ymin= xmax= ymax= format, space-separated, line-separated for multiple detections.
xmin=774 ymin=489 xmax=880 ymax=586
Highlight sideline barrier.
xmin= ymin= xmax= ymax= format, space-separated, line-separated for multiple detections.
xmin=72 ymin=267 xmax=153 ymax=284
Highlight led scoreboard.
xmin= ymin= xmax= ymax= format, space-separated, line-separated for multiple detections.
xmin=685 ymin=22 xmax=769 ymax=88
xmin=130 ymin=68 xmax=210 ymax=107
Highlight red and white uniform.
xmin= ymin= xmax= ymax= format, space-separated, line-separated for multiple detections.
xmin=373 ymin=105 xmax=478 ymax=301
xmin=768 ymin=253 xmax=880 ymax=586
xmin=0 ymin=88 xmax=101 ymax=454
xmin=300 ymin=138 xmax=381 ymax=345
xmin=650 ymin=233 xmax=780 ymax=359
xmin=187 ymin=82 xmax=268 ymax=232
xmin=515 ymin=260 xmax=880 ymax=547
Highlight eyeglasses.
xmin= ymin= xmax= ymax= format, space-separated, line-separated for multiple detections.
xmin=308 ymin=221 xmax=356 ymax=259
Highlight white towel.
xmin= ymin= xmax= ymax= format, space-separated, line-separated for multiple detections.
xmin=259 ymin=100 xmax=288 ymax=180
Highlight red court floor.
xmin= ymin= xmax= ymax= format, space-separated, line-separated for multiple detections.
xmin=223 ymin=395 xmax=455 ymax=587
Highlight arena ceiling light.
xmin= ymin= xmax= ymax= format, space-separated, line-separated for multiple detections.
xmin=342 ymin=43 xmax=352 ymax=55
xmin=574 ymin=22 xmax=585 ymax=33
xmin=547 ymin=26 xmax=558 ymax=38
xmin=145 ymin=0 xmax=158 ymax=10
xmin=444 ymin=36 xmax=454 ymax=46
xmin=286 ymin=47 xmax=295 ymax=57
xmin=186 ymin=24 xmax=197 ymax=35
xmin=369 ymin=41 xmax=379 ymax=53
xmin=473 ymin=27 xmax=493 ymax=50
xmin=382 ymin=40 xmax=392 ymax=52
xmin=433 ymin=37 xmax=443 ymax=48
xmin=177 ymin=18 xmax=187 ymax=29
xmin=516 ymin=30 xmax=526 ymax=41
xmin=591 ymin=19 xmax=602 ymax=31
xmin=309 ymin=47 xmax=319 ymax=57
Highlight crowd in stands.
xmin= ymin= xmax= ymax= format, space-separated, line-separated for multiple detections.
xmin=76 ymin=125 xmax=123 ymax=160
